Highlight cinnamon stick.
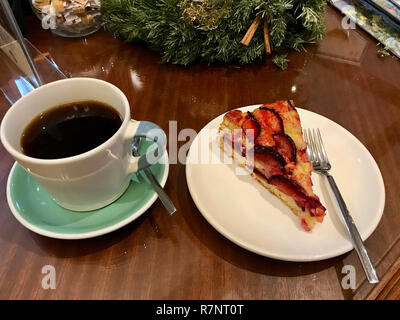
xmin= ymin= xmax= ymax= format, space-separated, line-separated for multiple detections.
xmin=263 ymin=17 xmax=271 ymax=54
xmin=240 ymin=15 xmax=261 ymax=46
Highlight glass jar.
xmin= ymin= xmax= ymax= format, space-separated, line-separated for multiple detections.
xmin=30 ymin=0 xmax=102 ymax=38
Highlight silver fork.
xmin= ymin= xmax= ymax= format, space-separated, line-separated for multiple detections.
xmin=304 ymin=128 xmax=379 ymax=284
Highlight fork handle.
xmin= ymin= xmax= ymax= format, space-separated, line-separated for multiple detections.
xmin=325 ymin=173 xmax=379 ymax=284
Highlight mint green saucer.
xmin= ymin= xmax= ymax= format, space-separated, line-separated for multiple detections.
xmin=6 ymin=141 xmax=169 ymax=239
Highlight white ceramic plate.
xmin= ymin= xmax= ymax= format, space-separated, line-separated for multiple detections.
xmin=186 ymin=106 xmax=385 ymax=262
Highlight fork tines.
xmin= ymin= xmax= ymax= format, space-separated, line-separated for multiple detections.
xmin=303 ymin=128 xmax=330 ymax=171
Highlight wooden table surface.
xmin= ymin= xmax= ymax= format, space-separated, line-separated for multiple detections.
xmin=1 ymin=6 xmax=400 ymax=300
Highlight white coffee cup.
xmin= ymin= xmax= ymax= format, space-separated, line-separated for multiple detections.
xmin=0 ymin=78 xmax=167 ymax=211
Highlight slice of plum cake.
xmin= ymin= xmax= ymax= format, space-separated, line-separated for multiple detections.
xmin=219 ymin=100 xmax=326 ymax=231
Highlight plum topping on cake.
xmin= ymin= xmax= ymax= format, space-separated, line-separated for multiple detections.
xmin=273 ymin=133 xmax=296 ymax=163
xmin=253 ymin=146 xmax=286 ymax=178
xmin=242 ymin=112 xmax=261 ymax=140
xmin=253 ymin=107 xmax=284 ymax=134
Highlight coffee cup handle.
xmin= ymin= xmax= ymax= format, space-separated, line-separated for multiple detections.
xmin=125 ymin=120 xmax=167 ymax=173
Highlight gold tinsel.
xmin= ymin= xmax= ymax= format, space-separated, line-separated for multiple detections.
xmin=181 ymin=0 xmax=232 ymax=31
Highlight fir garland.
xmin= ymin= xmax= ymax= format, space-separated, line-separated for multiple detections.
xmin=102 ymin=0 xmax=327 ymax=67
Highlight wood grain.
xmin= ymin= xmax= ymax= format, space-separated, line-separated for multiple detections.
xmin=0 ymin=7 xmax=399 ymax=299
xmin=367 ymin=256 xmax=400 ymax=299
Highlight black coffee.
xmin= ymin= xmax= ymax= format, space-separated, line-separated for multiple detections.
xmin=21 ymin=101 xmax=123 ymax=159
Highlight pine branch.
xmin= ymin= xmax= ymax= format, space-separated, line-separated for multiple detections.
xmin=101 ymin=0 xmax=327 ymax=66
